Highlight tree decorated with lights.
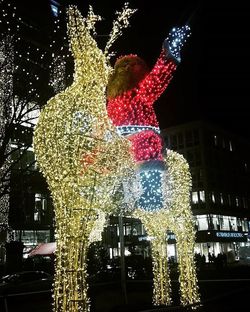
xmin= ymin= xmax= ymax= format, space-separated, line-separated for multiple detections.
xmin=0 ymin=0 xmax=74 ymax=250
xmin=0 ymin=0 xmax=44 ymax=238
xmin=33 ymin=4 xmax=136 ymax=312
xmin=107 ymin=24 xmax=200 ymax=306
xmin=0 ymin=35 xmax=13 ymax=234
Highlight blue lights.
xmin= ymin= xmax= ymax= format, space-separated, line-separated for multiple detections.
xmin=164 ymin=25 xmax=191 ymax=63
xmin=136 ymin=161 xmax=165 ymax=211
xmin=50 ymin=1 xmax=59 ymax=17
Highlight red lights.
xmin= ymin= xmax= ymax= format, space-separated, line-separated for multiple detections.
xmin=107 ymin=50 xmax=176 ymax=128
xmin=128 ymin=130 xmax=163 ymax=162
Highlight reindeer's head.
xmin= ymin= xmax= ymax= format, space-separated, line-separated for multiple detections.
xmin=66 ymin=5 xmax=111 ymax=86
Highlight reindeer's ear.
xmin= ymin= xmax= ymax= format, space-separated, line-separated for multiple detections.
xmin=66 ymin=5 xmax=86 ymax=58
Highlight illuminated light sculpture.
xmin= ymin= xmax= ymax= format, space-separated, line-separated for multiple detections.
xmin=107 ymin=25 xmax=200 ymax=306
xmin=33 ymin=4 xmax=136 ymax=312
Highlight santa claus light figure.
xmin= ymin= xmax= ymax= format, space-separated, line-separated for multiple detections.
xmin=107 ymin=25 xmax=191 ymax=211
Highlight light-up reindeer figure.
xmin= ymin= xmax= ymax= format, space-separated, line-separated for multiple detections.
xmin=107 ymin=26 xmax=200 ymax=306
xmin=33 ymin=5 xmax=135 ymax=312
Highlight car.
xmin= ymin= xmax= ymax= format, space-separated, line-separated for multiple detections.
xmin=0 ymin=270 xmax=53 ymax=296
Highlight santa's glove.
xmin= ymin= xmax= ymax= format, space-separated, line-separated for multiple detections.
xmin=163 ymin=25 xmax=191 ymax=63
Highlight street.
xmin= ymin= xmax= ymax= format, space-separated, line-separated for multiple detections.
xmin=1 ymin=264 xmax=250 ymax=312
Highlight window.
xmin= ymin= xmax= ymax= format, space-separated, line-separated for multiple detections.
xmin=34 ymin=193 xmax=48 ymax=223
xmin=211 ymin=192 xmax=215 ymax=203
xmin=199 ymin=191 xmax=205 ymax=203
xmin=218 ymin=215 xmax=230 ymax=231
xmin=237 ymin=219 xmax=243 ymax=231
xmin=220 ymin=193 xmax=224 ymax=205
xmin=124 ymin=224 xmax=132 ymax=236
xmin=210 ymin=214 xmax=221 ymax=230
xmin=229 ymin=140 xmax=233 ymax=151
xmin=243 ymin=219 xmax=248 ymax=232
xmin=34 ymin=211 xmax=39 ymax=222
xmin=214 ymin=135 xmax=218 ymax=146
xmin=236 ymin=196 xmax=240 ymax=207
xmin=243 ymin=197 xmax=248 ymax=209
xmin=244 ymin=162 xmax=248 ymax=173
xmin=229 ymin=217 xmax=237 ymax=231
xmin=192 ymin=192 xmax=199 ymax=204
xmin=15 ymin=230 xmax=50 ymax=249
xmin=196 ymin=215 xmax=209 ymax=230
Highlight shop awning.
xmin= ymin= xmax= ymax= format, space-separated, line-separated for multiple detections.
xmin=28 ymin=242 xmax=56 ymax=257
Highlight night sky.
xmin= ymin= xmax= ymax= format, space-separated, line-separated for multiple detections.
xmin=11 ymin=0 xmax=250 ymax=139
xmin=73 ymin=0 xmax=250 ymax=139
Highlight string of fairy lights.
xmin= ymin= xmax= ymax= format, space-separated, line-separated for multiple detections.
xmin=0 ymin=35 xmax=13 ymax=231
xmin=48 ymin=4 xmax=72 ymax=92
xmin=0 ymin=0 xmax=72 ymax=94
xmin=104 ymin=2 xmax=137 ymax=59
xmin=0 ymin=1 xmax=41 ymax=95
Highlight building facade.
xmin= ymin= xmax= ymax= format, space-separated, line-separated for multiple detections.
xmin=161 ymin=121 xmax=250 ymax=262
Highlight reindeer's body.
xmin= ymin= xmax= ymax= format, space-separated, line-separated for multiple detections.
xmin=33 ymin=6 xmax=132 ymax=312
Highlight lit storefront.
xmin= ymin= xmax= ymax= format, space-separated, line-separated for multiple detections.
xmin=103 ymin=215 xmax=249 ymax=264
xmin=193 ymin=214 xmax=249 ymax=261
xmin=13 ymin=230 xmax=51 ymax=258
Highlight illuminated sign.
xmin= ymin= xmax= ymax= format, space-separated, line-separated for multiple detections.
xmin=216 ymin=232 xmax=243 ymax=238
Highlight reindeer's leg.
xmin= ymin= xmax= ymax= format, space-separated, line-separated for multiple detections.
xmin=175 ymin=223 xmax=200 ymax=307
xmin=53 ymin=210 xmax=92 ymax=312
xmin=151 ymin=232 xmax=172 ymax=306
xmin=53 ymin=218 xmax=66 ymax=312
xmin=167 ymin=151 xmax=200 ymax=305
xmin=166 ymin=149 xmax=200 ymax=307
